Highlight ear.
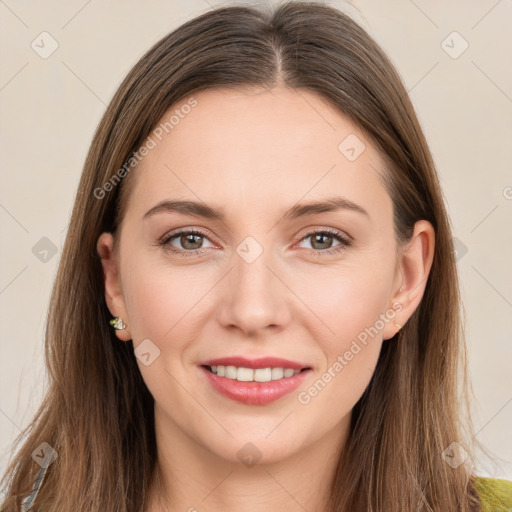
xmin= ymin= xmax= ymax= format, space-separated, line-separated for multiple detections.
xmin=96 ymin=232 xmax=131 ymax=341
xmin=382 ymin=220 xmax=435 ymax=340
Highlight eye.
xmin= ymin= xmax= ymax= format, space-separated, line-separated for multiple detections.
xmin=296 ymin=229 xmax=352 ymax=255
xmin=158 ymin=227 xmax=352 ymax=257
xmin=159 ymin=228 xmax=214 ymax=257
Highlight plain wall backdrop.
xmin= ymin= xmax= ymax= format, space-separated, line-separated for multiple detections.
xmin=1 ymin=0 xmax=511 ymax=482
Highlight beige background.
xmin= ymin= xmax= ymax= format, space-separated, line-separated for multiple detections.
xmin=1 ymin=0 xmax=511 ymax=481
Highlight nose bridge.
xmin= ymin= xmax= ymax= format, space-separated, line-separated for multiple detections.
xmin=218 ymin=235 xmax=291 ymax=333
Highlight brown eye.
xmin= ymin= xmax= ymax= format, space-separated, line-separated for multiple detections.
xmin=159 ymin=227 xmax=352 ymax=258
xmin=310 ymin=233 xmax=335 ymax=250
xmin=160 ymin=229 xmax=214 ymax=256
xmin=297 ymin=229 xmax=352 ymax=255
xmin=177 ymin=233 xmax=204 ymax=250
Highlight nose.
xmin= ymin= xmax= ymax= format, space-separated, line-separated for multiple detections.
xmin=217 ymin=246 xmax=292 ymax=336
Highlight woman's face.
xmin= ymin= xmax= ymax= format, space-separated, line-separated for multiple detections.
xmin=98 ymin=86 xmax=429 ymax=466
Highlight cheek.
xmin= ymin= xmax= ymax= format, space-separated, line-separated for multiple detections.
xmin=121 ymin=261 xmax=209 ymax=401
xmin=296 ymin=275 xmax=389 ymax=418
xmin=123 ymin=263 xmax=204 ymax=346
xmin=300 ymin=262 xmax=395 ymax=345
xmin=298 ymin=261 xmax=393 ymax=395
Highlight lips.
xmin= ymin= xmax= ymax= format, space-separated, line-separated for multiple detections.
xmin=199 ymin=356 xmax=312 ymax=406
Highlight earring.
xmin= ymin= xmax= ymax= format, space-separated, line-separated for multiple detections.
xmin=395 ymin=323 xmax=402 ymax=333
xmin=110 ymin=316 xmax=126 ymax=330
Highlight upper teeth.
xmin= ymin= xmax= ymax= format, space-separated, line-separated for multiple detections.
xmin=211 ymin=365 xmax=300 ymax=382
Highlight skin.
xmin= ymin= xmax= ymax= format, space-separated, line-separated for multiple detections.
xmin=97 ymin=86 xmax=435 ymax=512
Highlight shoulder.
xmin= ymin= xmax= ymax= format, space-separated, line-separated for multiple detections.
xmin=474 ymin=476 xmax=512 ymax=512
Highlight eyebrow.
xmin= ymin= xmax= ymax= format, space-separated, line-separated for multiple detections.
xmin=143 ymin=196 xmax=369 ymax=222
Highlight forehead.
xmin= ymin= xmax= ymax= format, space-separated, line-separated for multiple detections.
xmin=121 ymin=86 xmax=391 ymax=225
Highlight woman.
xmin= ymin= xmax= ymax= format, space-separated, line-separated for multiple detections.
xmin=1 ymin=2 xmax=511 ymax=511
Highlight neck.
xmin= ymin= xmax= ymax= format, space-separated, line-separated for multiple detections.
xmin=144 ymin=406 xmax=351 ymax=512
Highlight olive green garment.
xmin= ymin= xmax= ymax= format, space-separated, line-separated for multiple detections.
xmin=474 ymin=476 xmax=512 ymax=512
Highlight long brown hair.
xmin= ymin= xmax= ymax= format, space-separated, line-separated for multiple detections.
xmin=0 ymin=2 xmax=488 ymax=510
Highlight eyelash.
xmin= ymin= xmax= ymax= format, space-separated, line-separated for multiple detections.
xmin=158 ymin=228 xmax=353 ymax=257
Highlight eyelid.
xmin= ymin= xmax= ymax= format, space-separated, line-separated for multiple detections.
xmin=295 ymin=225 xmax=354 ymax=244
xmin=159 ymin=227 xmax=216 ymax=251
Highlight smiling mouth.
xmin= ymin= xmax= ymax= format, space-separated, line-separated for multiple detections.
xmin=202 ymin=365 xmax=311 ymax=382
